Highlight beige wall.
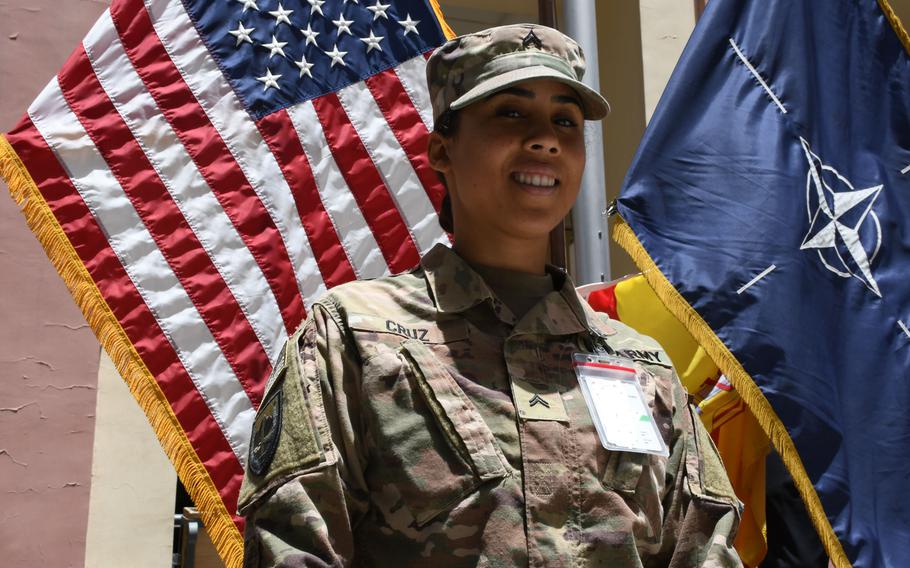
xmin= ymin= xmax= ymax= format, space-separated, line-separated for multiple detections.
xmin=897 ymin=0 xmax=910 ymax=22
xmin=440 ymin=0 xmax=537 ymax=31
xmin=0 ymin=2 xmax=109 ymax=567
xmin=638 ymin=0 xmax=697 ymax=122
xmin=84 ymin=353 xmax=175 ymax=567
xmin=595 ymin=2 xmax=649 ymax=280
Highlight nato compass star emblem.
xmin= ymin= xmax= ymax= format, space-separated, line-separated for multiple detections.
xmin=798 ymin=138 xmax=884 ymax=297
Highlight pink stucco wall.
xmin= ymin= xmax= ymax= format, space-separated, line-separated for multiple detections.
xmin=0 ymin=1 xmax=109 ymax=566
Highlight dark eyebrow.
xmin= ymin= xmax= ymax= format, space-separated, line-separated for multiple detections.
xmin=491 ymin=87 xmax=584 ymax=111
xmin=553 ymin=94 xmax=584 ymax=112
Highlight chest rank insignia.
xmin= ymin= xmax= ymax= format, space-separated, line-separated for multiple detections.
xmin=249 ymin=389 xmax=283 ymax=476
xmin=512 ymin=377 xmax=568 ymax=422
xmin=522 ymin=29 xmax=543 ymax=49
xmin=528 ymin=393 xmax=551 ymax=408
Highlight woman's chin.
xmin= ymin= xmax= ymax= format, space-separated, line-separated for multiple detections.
xmin=498 ymin=215 xmax=567 ymax=241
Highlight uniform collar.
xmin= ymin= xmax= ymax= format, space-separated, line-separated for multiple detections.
xmin=422 ymin=243 xmax=495 ymax=313
xmin=421 ymin=244 xmax=614 ymax=337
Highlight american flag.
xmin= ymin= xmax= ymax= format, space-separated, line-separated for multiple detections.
xmin=0 ymin=0 xmax=453 ymax=564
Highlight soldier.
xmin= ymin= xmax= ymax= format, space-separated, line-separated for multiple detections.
xmin=239 ymin=24 xmax=743 ymax=567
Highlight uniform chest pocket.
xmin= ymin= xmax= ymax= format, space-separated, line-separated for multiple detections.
xmin=363 ymin=339 xmax=510 ymax=528
xmin=602 ymin=449 xmax=669 ymax=545
xmin=602 ymin=451 xmax=648 ymax=496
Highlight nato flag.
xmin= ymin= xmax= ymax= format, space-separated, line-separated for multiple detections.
xmin=615 ymin=1 xmax=910 ymax=566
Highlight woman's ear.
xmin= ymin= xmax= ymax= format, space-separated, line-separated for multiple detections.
xmin=427 ymin=132 xmax=451 ymax=174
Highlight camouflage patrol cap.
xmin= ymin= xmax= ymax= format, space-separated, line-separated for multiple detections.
xmin=426 ymin=24 xmax=610 ymax=123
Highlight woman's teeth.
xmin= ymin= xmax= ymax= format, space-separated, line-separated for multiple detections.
xmin=514 ymin=172 xmax=557 ymax=187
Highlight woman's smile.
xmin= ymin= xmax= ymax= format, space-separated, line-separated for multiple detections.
xmin=511 ymin=166 xmax=560 ymax=191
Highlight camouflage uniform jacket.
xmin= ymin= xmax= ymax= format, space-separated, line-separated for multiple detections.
xmin=239 ymin=244 xmax=743 ymax=567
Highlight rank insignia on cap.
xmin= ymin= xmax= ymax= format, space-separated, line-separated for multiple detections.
xmin=522 ymin=29 xmax=543 ymax=49
xmin=249 ymin=389 xmax=283 ymax=476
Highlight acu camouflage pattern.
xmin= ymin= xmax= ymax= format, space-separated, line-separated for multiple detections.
xmin=239 ymin=244 xmax=743 ymax=567
xmin=425 ymin=24 xmax=609 ymax=122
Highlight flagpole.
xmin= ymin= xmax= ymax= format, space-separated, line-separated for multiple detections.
xmin=538 ymin=0 xmax=566 ymax=269
xmin=563 ymin=0 xmax=610 ymax=284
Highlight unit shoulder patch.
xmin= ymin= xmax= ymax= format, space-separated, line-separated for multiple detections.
xmin=249 ymin=387 xmax=283 ymax=476
xmin=238 ymin=327 xmax=331 ymax=514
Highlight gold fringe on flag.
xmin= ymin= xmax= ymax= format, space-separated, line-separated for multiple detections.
xmin=880 ymin=0 xmax=910 ymax=56
xmin=612 ymin=218 xmax=851 ymax=568
xmin=429 ymin=0 xmax=456 ymax=40
xmin=0 ymin=135 xmax=244 ymax=568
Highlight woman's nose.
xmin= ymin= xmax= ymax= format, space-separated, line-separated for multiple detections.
xmin=525 ymin=122 xmax=560 ymax=155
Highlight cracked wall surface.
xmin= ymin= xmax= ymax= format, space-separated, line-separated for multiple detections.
xmin=0 ymin=1 xmax=110 ymax=566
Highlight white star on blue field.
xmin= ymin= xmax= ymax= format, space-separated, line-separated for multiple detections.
xmin=184 ymin=0 xmax=446 ymax=118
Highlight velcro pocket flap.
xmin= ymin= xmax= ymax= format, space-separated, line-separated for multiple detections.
xmin=603 ymin=451 xmax=647 ymax=496
xmin=685 ymin=405 xmax=741 ymax=509
xmin=400 ymin=340 xmax=509 ymax=483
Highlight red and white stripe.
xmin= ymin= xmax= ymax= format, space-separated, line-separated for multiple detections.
xmin=6 ymin=0 xmax=448 ymax=524
xmin=286 ymin=101 xmax=389 ymax=279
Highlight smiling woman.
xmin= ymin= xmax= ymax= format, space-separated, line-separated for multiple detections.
xmin=428 ymin=80 xmax=586 ymax=271
xmin=238 ymin=23 xmax=744 ymax=568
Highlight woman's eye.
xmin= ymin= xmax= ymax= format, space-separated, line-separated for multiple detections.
xmin=497 ymin=108 xmax=522 ymax=118
xmin=555 ymin=116 xmax=579 ymax=128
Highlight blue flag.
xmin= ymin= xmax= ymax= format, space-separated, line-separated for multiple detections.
xmin=614 ymin=1 xmax=910 ymax=566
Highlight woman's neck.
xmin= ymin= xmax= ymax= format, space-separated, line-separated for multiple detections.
xmin=452 ymin=230 xmax=550 ymax=274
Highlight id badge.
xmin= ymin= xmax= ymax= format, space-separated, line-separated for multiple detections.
xmin=573 ymin=354 xmax=669 ymax=457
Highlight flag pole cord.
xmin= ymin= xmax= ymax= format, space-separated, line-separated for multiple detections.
xmin=0 ymin=135 xmax=245 ymax=568
xmin=611 ymin=217 xmax=852 ymax=568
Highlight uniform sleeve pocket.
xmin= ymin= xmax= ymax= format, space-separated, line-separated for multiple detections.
xmin=392 ymin=340 xmax=510 ymax=527
xmin=238 ymin=326 xmax=330 ymax=515
xmin=685 ymin=405 xmax=742 ymax=510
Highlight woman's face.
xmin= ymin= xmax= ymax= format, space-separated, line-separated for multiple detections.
xmin=429 ymin=79 xmax=586 ymax=243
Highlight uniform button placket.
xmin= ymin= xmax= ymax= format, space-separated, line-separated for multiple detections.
xmin=507 ymin=335 xmax=574 ymax=567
